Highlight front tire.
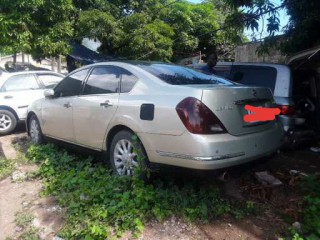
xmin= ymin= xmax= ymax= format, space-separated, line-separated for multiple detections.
xmin=29 ymin=115 xmax=44 ymax=144
xmin=0 ymin=110 xmax=17 ymax=135
xmin=109 ymin=130 xmax=148 ymax=176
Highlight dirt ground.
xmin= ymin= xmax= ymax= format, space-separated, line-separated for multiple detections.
xmin=1 ymin=129 xmax=320 ymax=240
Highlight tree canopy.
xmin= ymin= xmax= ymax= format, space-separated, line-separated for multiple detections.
xmin=0 ymin=0 xmax=244 ymax=61
xmin=1 ymin=0 xmax=316 ymax=61
xmin=225 ymin=0 xmax=320 ymax=54
xmin=0 ymin=0 xmax=75 ymax=58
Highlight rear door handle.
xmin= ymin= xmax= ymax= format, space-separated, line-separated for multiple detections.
xmin=63 ymin=102 xmax=72 ymax=108
xmin=100 ymin=100 xmax=113 ymax=108
xmin=4 ymin=95 xmax=13 ymax=99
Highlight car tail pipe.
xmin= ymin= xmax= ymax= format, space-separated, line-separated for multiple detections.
xmin=217 ymin=172 xmax=230 ymax=182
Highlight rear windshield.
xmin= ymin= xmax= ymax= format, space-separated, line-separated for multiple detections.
xmin=138 ymin=64 xmax=233 ymax=85
xmin=229 ymin=66 xmax=277 ymax=92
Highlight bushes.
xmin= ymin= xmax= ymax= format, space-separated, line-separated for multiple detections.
xmin=27 ymin=144 xmax=232 ymax=239
xmin=299 ymin=175 xmax=320 ymax=239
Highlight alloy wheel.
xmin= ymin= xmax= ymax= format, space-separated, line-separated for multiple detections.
xmin=113 ymin=139 xmax=138 ymax=176
xmin=30 ymin=118 xmax=40 ymax=143
xmin=0 ymin=113 xmax=12 ymax=131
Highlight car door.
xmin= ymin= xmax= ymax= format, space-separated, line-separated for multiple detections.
xmin=41 ymin=68 xmax=90 ymax=142
xmin=73 ymin=66 xmax=120 ymax=149
xmin=0 ymin=73 xmax=43 ymax=120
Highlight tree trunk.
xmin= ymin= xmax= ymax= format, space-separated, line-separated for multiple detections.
xmin=51 ymin=57 xmax=55 ymax=71
xmin=13 ymin=53 xmax=17 ymax=63
xmin=57 ymin=56 xmax=61 ymax=73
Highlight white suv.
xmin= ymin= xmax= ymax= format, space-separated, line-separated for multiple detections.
xmin=0 ymin=71 xmax=63 ymax=135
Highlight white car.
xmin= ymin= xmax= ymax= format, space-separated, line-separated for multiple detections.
xmin=0 ymin=71 xmax=64 ymax=135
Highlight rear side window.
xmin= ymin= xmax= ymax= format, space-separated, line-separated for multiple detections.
xmin=83 ymin=67 xmax=120 ymax=95
xmin=230 ymin=66 xmax=277 ymax=92
xmin=139 ymin=64 xmax=232 ymax=85
xmin=213 ymin=66 xmax=232 ymax=79
xmin=0 ymin=74 xmax=39 ymax=92
xmin=37 ymin=74 xmax=63 ymax=88
xmin=119 ymin=68 xmax=138 ymax=93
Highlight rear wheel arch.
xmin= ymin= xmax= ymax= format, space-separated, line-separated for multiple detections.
xmin=106 ymin=125 xmax=149 ymax=159
xmin=0 ymin=105 xmax=19 ymax=121
xmin=106 ymin=125 xmax=135 ymax=150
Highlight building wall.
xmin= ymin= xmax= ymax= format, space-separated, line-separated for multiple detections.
xmin=235 ymin=42 xmax=286 ymax=63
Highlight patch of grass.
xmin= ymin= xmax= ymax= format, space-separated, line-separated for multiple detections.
xmin=15 ymin=211 xmax=34 ymax=229
xmin=14 ymin=211 xmax=40 ymax=240
xmin=0 ymin=157 xmax=14 ymax=180
xmin=18 ymin=227 xmax=40 ymax=240
xmin=285 ymin=175 xmax=320 ymax=240
xmin=26 ymin=144 xmax=240 ymax=239
xmin=298 ymin=175 xmax=320 ymax=239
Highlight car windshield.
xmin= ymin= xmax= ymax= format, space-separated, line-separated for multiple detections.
xmin=138 ymin=63 xmax=233 ymax=85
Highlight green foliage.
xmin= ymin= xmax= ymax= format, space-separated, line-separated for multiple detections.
xmin=281 ymin=0 xmax=320 ymax=54
xmin=0 ymin=0 xmax=245 ymax=61
xmin=226 ymin=0 xmax=320 ymax=54
xmin=298 ymin=176 xmax=320 ymax=238
xmin=26 ymin=144 xmax=235 ymax=239
xmin=0 ymin=157 xmax=14 ymax=180
xmin=0 ymin=0 xmax=75 ymax=58
xmin=15 ymin=211 xmax=34 ymax=229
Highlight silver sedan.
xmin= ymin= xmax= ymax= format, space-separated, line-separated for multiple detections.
xmin=26 ymin=62 xmax=284 ymax=176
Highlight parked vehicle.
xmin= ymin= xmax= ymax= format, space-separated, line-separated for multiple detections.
xmin=190 ymin=62 xmax=317 ymax=146
xmin=27 ymin=62 xmax=283 ymax=176
xmin=0 ymin=71 xmax=64 ymax=135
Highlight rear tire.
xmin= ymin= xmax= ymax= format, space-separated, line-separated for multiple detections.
xmin=0 ymin=110 xmax=17 ymax=135
xmin=29 ymin=115 xmax=44 ymax=144
xmin=108 ymin=130 xmax=148 ymax=177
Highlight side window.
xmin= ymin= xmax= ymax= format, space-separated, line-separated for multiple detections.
xmin=37 ymin=74 xmax=63 ymax=88
xmin=54 ymin=69 xmax=89 ymax=97
xmin=83 ymin=67 xmax=120 ymax=95
xmin=119 ymin=68 xmax=138 ymax=93
xmin=0 ymin=74 xmax=39 ymax=92
xmin=230 ymin=66 xmax=277 ymax=92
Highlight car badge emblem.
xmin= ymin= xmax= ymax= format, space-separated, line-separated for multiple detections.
xmin=252 ymin=89 xmax=257 ymax=97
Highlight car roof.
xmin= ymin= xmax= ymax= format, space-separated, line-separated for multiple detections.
xmin=0 ymin=71 xmax=64 ymax=86
xmin=5 ymin=70 xmax=64 ymax=75
xmin=192 ymin=62 xmax=291 ymax=71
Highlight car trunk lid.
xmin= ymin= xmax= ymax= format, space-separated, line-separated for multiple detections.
xmin=201 ymin=85 xmax=276 ymax=136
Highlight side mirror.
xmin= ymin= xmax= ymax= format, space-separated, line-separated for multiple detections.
xmin=44 ymin=89 xmax=55 ymax=98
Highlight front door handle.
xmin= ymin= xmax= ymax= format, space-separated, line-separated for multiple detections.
xmin=100 ymin=100 xmax=113 ymax=108
xmin=63 ymin=102 xmax=72 ymax=108
xmin=4 ymin=95 xmax=13 ymax=99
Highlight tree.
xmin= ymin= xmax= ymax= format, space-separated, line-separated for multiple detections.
xmin=0 ymin=0 xmax=75 ymax=59
xmin=75 ymin=0 xmax=245 ymax=61
xmin=0 ymin=0 xmax=245 ymax=62
xmin=225 ymin=0 xmax=320 ymax=54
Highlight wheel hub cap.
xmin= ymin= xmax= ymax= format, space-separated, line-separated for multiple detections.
xmin=113 ymin=139 xmax=138 ymax=176
xmin=0 ymin=114 xmax=12 ymax=131
xmin=30 ymin=119 xmax=39 ymax=142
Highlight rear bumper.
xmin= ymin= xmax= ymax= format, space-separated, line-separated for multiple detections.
xmin=140 ymin=122 xmax=284 ymax=170
xmin=284 ymin=128 xmax=318 ymax=147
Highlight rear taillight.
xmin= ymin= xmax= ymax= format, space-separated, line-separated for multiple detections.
xmin=277 ymin=105 xmax=295 ymax=116
xmin=176 ymin=97 xmax=227 ymax=134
